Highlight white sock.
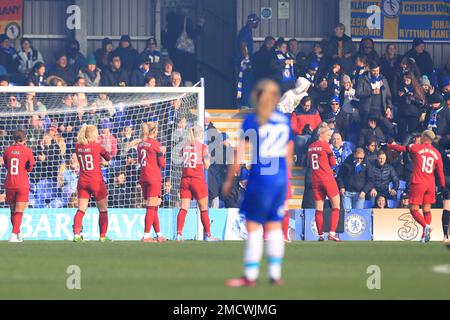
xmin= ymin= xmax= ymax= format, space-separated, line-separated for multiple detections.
xmin=156 ymin=232 xmax=162 ymax=237
xmin=244 ymin=229 xmax=263 ymax=281
xmin=143 ymin=232 xmax=151 ymax=239
xmin=266 ymin=229 xmax=285 ymax=281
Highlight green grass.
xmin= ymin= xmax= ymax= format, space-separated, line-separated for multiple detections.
xmin=0 ymin=241 xmax=449 ymax=299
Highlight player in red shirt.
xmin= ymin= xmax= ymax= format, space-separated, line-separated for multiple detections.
xmin=3 ymin=129 xmax=35 ymax=242
xmin=387 ymin=130 xmax=446 ymax=242
xmin=176 ymin=125 xmax=218 ymax=242
xmin=137 ymin=122 xmax=167 ymax=242
xmin=73 ymin=124 xmax=111 ymax=242
xmin=307 ymin=123 xmax=341 ymax=241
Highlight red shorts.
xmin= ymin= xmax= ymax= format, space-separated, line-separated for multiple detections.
xmin=312 ymin=180 xmax=339 ymax=201
xmin=140 ymin=181 xmax=162 ymax=198
xmin=6 ymin=188 xmax=29 ymax=204
xmin=409 ymin=183 xmax=436 ymax=205
xmin=180 ymin=176 xmax=208 ymax=200
xmin=77 ymin=180 xmax=108 ymax=201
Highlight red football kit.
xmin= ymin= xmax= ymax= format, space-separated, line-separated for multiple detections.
xmin=75 ymin=142 xmax=111 ymax=201
xmin=180 ymin=142 xmax=209 ymax=200
xmin=3 ymin=144 xmax=35 ymax=203
xmin=137 ymin=138 xmax=165 ymax=198
xmin=307 ymin=140 xmax=339 ymax=201
xmin=388 ymin=143 xmax=445 ymax=205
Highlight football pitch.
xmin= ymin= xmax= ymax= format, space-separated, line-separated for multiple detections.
xmin=1 ymin=241 xmax=449 ymax=300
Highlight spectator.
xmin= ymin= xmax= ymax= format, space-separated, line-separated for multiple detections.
xmin=109 ymin=171 xmax=128 ymax=208
xmin=420 ymin=75 xmax=435 ymax=100
xmin=140 ymin=37 xmax=162 ymax=75
xmin=310 ymin=77 xmax=333 ymax=115
xmin=17 ymin=38 xmax=44 ymax=77
xmin=421 ymin=92 xmax=450 ymax=137
xmin=78 ymin=54 xmax=101 ymax=87
xmin=270 ymin=38 xmax=296 ymax=93
xmin=438 ymin=57 xmax=450 ymax=91
xmin=252 ymin=36 xmax=275 ymax=82
xmin=278 ymin=77 xmax=311 ymax=114
xmin=291 ymin=96 xmax=322 ymax=165
xmin=162 ymin=9 xmax=204 ymax=85
xmin=94 ymin=37 xmax=113 ymax=71
xmin=303 ymin=61 xmax=319 ymax=90
xmin=49 ymin=52 xmax=77 ymax=85
xmin=352 ymin=54 xmax=368 ymax=83
xmin=60 ymin=153 xmax=79 ymax=207
xmin=0 ymin=34 xmax=19 ymax=75
xmin=307 ymin=41 xmax=328 ymax=77
xmin=380 ymin=43 xmax=403 ymax=91
xmin=130 ymin=56 xmax=152 ymax=86
xmin=359 ymin=116 xmax=386 ymax=147
xmin=28 ymin=62 xmax=47 ymax=86
xmin=0 ymin=75 xmax=9 ymax=86
xmin=441 ymin=76 xmax=450 ymax=100
xmin=337 ymin=148 xmax=372 ymax=210
xmin=81 ymin=102 xmax=102 ymax=127
xmin=405 ymin=38 xmax=434 ymax=79
xmin=73 ymin=76 xmax=86 ymax=87
xmin=158 ymin=59 xmax=174 ymax=87
xmin=288 ymin=38 xmax=307 ymax=77
xmin=330 ymin=96 xmax=349 ymax=139
xmin=358 ymin=37 xmax=380 ymax=65
xmin=46 ymin=75 xmax=66 ymax=87
xmin=66 ymin=39 xmax=86 ymax=72
xmin=171 ymin=71 xmax=183 ymax=87
xmin=99 ymin=118 xmax=118 ymax=158
xmin=1 ymin=95 xmax=25 ymax=113
xmin=368 ymin=151 xmax=399 ymax=202
xmin=161 ymin=176 xmax=179 ymax=208
xmin=112 ymin=35 xmax=140 ymax=72
xmin=26 ymin=114 xmax=44 ymax=150
xmin=331 ymin=132 xmax=352 ymax=173
xmin=356 ymin=60 xmax=392 ymax=125
xmin=118 ymin=120 xmax=139 ymax=159
xmin=94 ymin=93 xmax=115 ymax=117
xmin=101 ymin=53 xmax=129 ymax=86
xmin=392 ymin=56 xmax=421 ymax=97
xmin=222 ymin=166 xmax=248 ymax=208
xmin=364 ymin=138 xmax=378 ymax=166
xmin=374 ymin=194 xmax=388 ymax=209
xmin=326 ymin=23 xmax=356 ymax=75
xmin=145 ymin=76 xmax=157 ymax=87
xmin=327 ymin=62 xmax=342 ymax=97
xmin=398 ymin=192 xmax=409 ymax=209
xmin=124 ymin=147 xmax=139 ymax=206
xmin=340 ymin=74 xmax=359 ymax=119
xmin=396 ymin=72 xmax=425 ymax=143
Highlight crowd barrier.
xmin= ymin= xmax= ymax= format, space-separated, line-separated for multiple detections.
xmin=0 ymin=208 xmax=445 ymax=241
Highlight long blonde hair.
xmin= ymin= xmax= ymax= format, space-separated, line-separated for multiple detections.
xmin=141 ymin=122 xmax=157 ymax=140
xmin=77 ymin=124 xmax=98 ymax=145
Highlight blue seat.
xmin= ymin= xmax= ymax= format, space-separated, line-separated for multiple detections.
xmin=388 ymin=199 xmax=398 ymax=208
xmin=364 ymin=200 xmax=373 ymax=209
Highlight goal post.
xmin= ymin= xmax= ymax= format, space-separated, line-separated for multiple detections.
xmin=0 ymin=85 xmax=205 ymax=209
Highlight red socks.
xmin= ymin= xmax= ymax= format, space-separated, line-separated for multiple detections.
xmin=99 ymin=211 xmax=108 ymax=238
xmin=315 ymin=210 xmax=323 ymax=235
xmin=411 ymin=210 xmax=427 ymax=227
xmin=200 ymin=210 xmax=211 ymax=237
xmin=11 ymin=212 xmax=23 ymax=234
xmin=153 ymin=208 xmax=160 ymax=234
xmin=282 ymin=210 xmax=290 ymax=240
xmin=423 ymin=211 xmax=431 ymax=225
xmin=177 ymin=208 xmax=187 ymax=235
xmin=73 ymin=210 xmax=85 ymax=234
xmin=144 ymin=206 xmax=157 ymax=233
xmin=330 ymin=208 xmax=340 ymax=233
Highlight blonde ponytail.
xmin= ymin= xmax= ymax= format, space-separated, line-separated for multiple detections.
xmin=141 ymin=122 xmax=157 ymax=140
xmin=77 ymin=124 xmax=98 ymax=145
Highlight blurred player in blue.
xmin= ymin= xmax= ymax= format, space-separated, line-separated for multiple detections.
xmin=222 ymin=80 xmax=294 ymax=287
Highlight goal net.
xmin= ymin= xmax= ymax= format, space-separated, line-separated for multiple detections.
xmin=0 ymin=86 xmax=204 ymax=209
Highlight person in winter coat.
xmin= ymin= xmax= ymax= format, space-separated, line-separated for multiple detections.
xmin=66 ymin=39 xmax=87 ymax=72
xmin=337 ymin=148 xmax=373 ymax=210
xmin=421 ymin=92 xmax=450 ymax=137
xmin=112 ymin=35 xmax=140 ymax=72
xmin=17 ymin=38 xmax=44 ymax=77
xmin=288 ymin=38 xmax=308 ymax=78
xmin=405 ymin=38 xmax=434 ymax=79
xmin=380 ymin=43 xmax=403 ymax=92
xmin=331 ymin=132 xmax=353 ymax=175
xmin=358 ymin=116 xmax=386 ymax=147
xmin=358 ymin=37 xmax=380 ymax=65
xmin=330 ymin=96 xmax=349 ymax=140
xmin=140 ymin=37 xmax=163 ymax=76
xmin=291 ymin=96 xmax=322 ymax=164
xmin=252 ymin=36 xmax=276 ymax=82
xmin=130 ymin=56 xmax=153 ymax=87
xmin=0 ymin=34 xmax=20 ymax=74
xmin=310 ymin=77 xmax=333 ymax=116
xmin=101 ymin=53 xmax=129 ymax=86
xmin=355 ymin=60 xmax=392 ymax=125
xmin=28 ymin=62 xmax=47 ymax=86
xmin=278 ymin=77 xmax=311 ymax=114
xmin=368 ymin=150 xmax=399 ymax=202
xmin=326 ymin=23 xmax=356 ymax=75
xmin=395 ymin=72 xmax=425 ymax=143
xmin=94 ymin=37 xmax=114 ymax=71
xmin=48 ymin=51 xmax=77 ymax=85
xmin=270 ymin=38 xmax=296 ymax=93
xmin=78 ymin=54 xmax=102 ymax=87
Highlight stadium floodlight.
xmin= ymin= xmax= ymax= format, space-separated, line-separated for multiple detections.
xmin=0 ymin=85 xmax=205 ymax=209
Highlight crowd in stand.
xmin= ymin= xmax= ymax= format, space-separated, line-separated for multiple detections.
xmin=237 ymin=17 xmax=450 ymax=209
